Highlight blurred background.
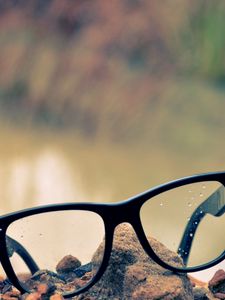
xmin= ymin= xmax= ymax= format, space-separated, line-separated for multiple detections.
xmin=0 ymin=0 xmax=224 ymax=282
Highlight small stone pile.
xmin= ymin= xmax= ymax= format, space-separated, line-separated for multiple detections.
xmin=0 ymin=224 xmax=224 ymax=299
xmin=191 ymin=269 xmax=225 ymax=300
xmin=208 ymin=269 xmax=225 ymax=299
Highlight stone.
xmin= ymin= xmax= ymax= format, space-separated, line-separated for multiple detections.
xmin=21 ymin=283 xmax=65 ymax=300
xmin=214 ymin=293 xmax=225 ymax=299
xmin=208 ymin=269 xmax=225 ymax=294
xmin=56 ymin=255 xmax=81 ymax=274
xmin=193 ymin=287 xmax=215 ymax=300
xmin=25 ymin=270 xmax=64 ymax=293
xmin=0 ymin=288 xmax=21 ymax=300
xmin=49 ymin=294 xmax=65 ymax=300
xmin=23 ymin=292 xmax=40 ymax=300
xmin=131 ymin=275 xmax=190 ymax=299
xmin=74 ymin=223 xmax=194 ymax=299
xmin=0 ymin=279 xmax=13 ymax=294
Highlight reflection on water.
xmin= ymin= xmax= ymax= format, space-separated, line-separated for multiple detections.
xmin=0 ymin=147 xmax=109 ymax=213
xmin=33 ymin=149 xmax=80 ymax=205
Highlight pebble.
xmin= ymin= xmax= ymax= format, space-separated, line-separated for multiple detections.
xmin=56 ymin=255 xmax=81 ymax=274
xmin=209 ymin=269 xmax=225 ymax=294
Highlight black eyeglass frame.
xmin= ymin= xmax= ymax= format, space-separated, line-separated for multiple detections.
xmin=0 ymin=171 xmax=224 ymax=298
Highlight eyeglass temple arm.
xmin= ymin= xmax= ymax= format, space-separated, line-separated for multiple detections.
xmin=178 ymin=185 xmax=225 ymax=266
xmin=6 ymin=236 xmax=39 ymax=274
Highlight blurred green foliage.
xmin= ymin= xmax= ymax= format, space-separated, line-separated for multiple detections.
xmin=183 ymin=1 xmax=225 ymax=80
xmin=0 ymin=0 xmax=225 ymax=146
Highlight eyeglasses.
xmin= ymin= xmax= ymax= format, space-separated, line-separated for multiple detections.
xmin=0 ymin=171 xmax=224 ymax=298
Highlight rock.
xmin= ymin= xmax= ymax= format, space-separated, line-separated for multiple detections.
xmin=25 ymin=270 xmax=64 ymax=293
xmin=193 ymin=287 xmax=215 ymax=300
xmin=36 ymin=284 xmax=48 ymax=295
xmin=30 ymin=270 xmax=65 ymax=283
xmin=23 ymin=292 xmax=40 ymax=300
xmin=0 ymin=279 xmax=13 ymax=294
xmin=58 ymin=263 xmax=92 ymax=282
xmin=21 ymin=283 xmax=65 ymax=300
xmin=0 ymin=288 xmax=21 ymax=300
xmin=74 ymin=223 xmax=194 ymax=299
xmin=49 ymin=294 xmax=65 ymax=300
xmin=56 ymin=255 xmax=81 ymax=274
xmin=208 ymin=270 xmax=225 ymax=294
xmin=214 ymin=293 xmax=225 ymax=299
xmin=131 ymin=275 xmax=191 ymax=299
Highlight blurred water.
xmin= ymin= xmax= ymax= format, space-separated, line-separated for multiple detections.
xmin=0 ymin=148 xmax=83 ymax=212
xmin=0 ymin=130 xmax=224 ymax=283
xmin=0 ymin=138 xmax=115 ymax=214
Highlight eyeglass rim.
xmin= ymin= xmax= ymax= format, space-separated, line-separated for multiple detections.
xmin=1 ymin=171 xmax=225 ymax=221
xmin=0 ymin=170 xmax=224 ymax=297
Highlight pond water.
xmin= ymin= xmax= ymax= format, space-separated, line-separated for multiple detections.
xmin=0 ymin=129 xmax=224 ymax=284
xmin=0 ymin=147 xmax=88 ymax=212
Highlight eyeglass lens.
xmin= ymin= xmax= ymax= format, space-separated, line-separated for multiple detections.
xmin=6 ymin=211 xmax=105 ymax=295
xmin=140 ymin=181 xmax=224 ymax=268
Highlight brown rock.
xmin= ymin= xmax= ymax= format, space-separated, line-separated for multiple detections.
xmin=0 ymin=288 xmax=21 ymax=300
xmin=132 ymin=275 xmax=190 ymax=299
xmin=1 ymin=295 xmax=19 ymax=300
xmin=214 ymin=293 xmax=225 ymax=299
xmin=209 ymin=270 xmax=225 ymax=294
xmin=56 ymin=255 xmax=81 ymax=274
xmin=21 ymin=284 xmax=67 ymax=300
xmin=23 ymin=292 xmax=41 ymax=300
xmin=49 ymin=294 xmax=65 ymax=300
xmin=24 ymin=270 xmax=64 ymax=294
xmin=193 ymin=287 xmax=216 ymax=300
xmin=74 ymin=223 xmax=194 ymax=299
xmin=36 ymin=284 xmax=48 ymax=295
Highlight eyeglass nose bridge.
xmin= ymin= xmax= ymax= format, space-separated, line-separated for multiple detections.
xmin=107 ymin=204 xmax=179 ymax=274
xmin=108 ymin=201 xmax=142 ymax=228
xmin=106 ymin=202 xmax=157 ymax=258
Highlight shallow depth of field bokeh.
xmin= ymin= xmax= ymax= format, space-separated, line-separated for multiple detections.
xmin=0 ymin=0 xmax=224 ymax=281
